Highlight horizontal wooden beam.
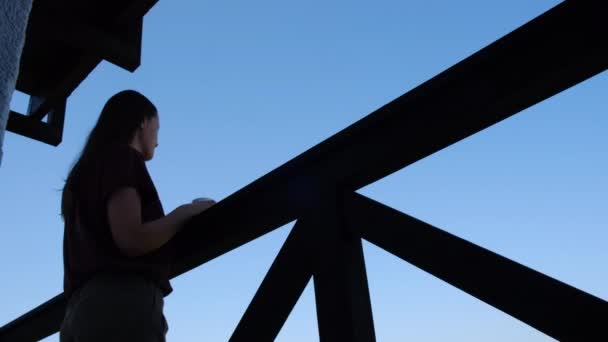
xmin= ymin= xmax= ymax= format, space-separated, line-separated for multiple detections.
xmin=7 ymin=97 xmax=65 ymax=146
xmin=7 ymin=111 xmax=58 ymax=146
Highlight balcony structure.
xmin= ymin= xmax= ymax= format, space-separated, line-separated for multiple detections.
xmin=1 ymin=1 xmax=607 ymax=341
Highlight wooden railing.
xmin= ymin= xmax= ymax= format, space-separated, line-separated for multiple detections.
xmin=1 ymin=1 xmax=607 ymax=340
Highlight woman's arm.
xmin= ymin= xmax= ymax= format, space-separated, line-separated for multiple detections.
xmin=107 ymin=187 xmax=215 ymax=257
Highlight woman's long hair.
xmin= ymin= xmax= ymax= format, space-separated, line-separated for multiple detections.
xmin=61 ymin=90 xmax=157 ymax=221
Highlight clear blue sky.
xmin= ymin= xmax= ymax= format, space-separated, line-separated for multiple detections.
xmin=2 ymin=0 xmax=606 ymax=340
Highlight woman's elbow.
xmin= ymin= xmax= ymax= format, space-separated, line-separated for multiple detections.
xmin=111 ymin=226 xmax=149 ymax=258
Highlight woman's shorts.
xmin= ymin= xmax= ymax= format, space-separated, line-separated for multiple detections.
xmin=60 ymin=273 xmax=168 ymax=342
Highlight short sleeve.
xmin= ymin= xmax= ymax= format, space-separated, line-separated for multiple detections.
xmin=100 ymin=145 xmax=146 ymax=203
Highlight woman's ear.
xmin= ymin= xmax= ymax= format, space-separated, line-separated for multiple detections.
xmin=140 ymin=117 xmax=150 ymax=130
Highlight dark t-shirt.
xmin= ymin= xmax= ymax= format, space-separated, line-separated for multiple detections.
xmin=63 ymin=145 xmax=174 ymax=298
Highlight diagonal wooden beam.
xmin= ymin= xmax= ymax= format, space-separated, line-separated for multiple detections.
xmin=173 ymin=0 xmax=608 ymax=299
xmin=347 ymin=192 xmax=608 ymax=341
xmin=0 ymin=294 xmax=66 ymax=342
xmin=302 ymin=0 xmax=608 ymax=191
xmin=230 ymin=220 xmax=313 ymax=342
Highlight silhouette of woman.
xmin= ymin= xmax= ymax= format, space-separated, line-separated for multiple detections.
xmin=59 ymin=90 xmax=215 ymax=341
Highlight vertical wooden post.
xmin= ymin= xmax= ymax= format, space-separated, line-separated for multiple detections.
xmin=312 ymin=189 xmax=376 ymax=342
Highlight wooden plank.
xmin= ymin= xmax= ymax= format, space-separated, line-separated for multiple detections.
xmin=348 ymin=192 xmax=608 ymax=341
xmin=230 ymin=220 xmax=313 ymax=342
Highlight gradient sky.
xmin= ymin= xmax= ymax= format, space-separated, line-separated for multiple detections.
xmin=2 ymin=1 xmax=606 ymax=341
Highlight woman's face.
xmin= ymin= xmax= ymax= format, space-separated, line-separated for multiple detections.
xmin=139 ymin=115 xmax=160 ymax=161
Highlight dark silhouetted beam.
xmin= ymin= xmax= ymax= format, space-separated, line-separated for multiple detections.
xmin=7 ymin=111 xmax=59 ymax=146
xmin=3 ymin=1 xmax=606 ymax=339
xmin=312 ymin=192 xmax=376 ymax=342
xmin=24 ymin=0 xmax=156 ymax=120
xmin=230 ymin=220 xmax=313 ymax=342
xmin=26 ymin=13 xmax=142 ymax=74
xmin=56 ymin=20 xmax=142 ymax=73
xmin=26 ymin=95 xmax=46 ymax=120
xmin=173 ymin=0 xmax=607 ymax=295
xmin=27 ymin=55 xmax=101 ymax=122
xmin=296 ymin=0 xmax=608 ymax=192
xmin=6 ymin=99 xmax=65 ymax=146
xmin=347 ymin=192 xmax=608 ymax=341
xmin=0 ymin=295 xmax=66 ymax=342
xmin=48 ymin=98 xmax=67 ymax=144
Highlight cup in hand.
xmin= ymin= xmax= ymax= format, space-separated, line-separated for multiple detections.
xmin=192 ymin=197 xmax=214 ymax=204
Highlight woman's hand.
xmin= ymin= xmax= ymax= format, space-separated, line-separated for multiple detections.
xmin=108 ymin=190 xmax=217 ymax=256
xmin=179 ymin=199 xmax=216 ymax=218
